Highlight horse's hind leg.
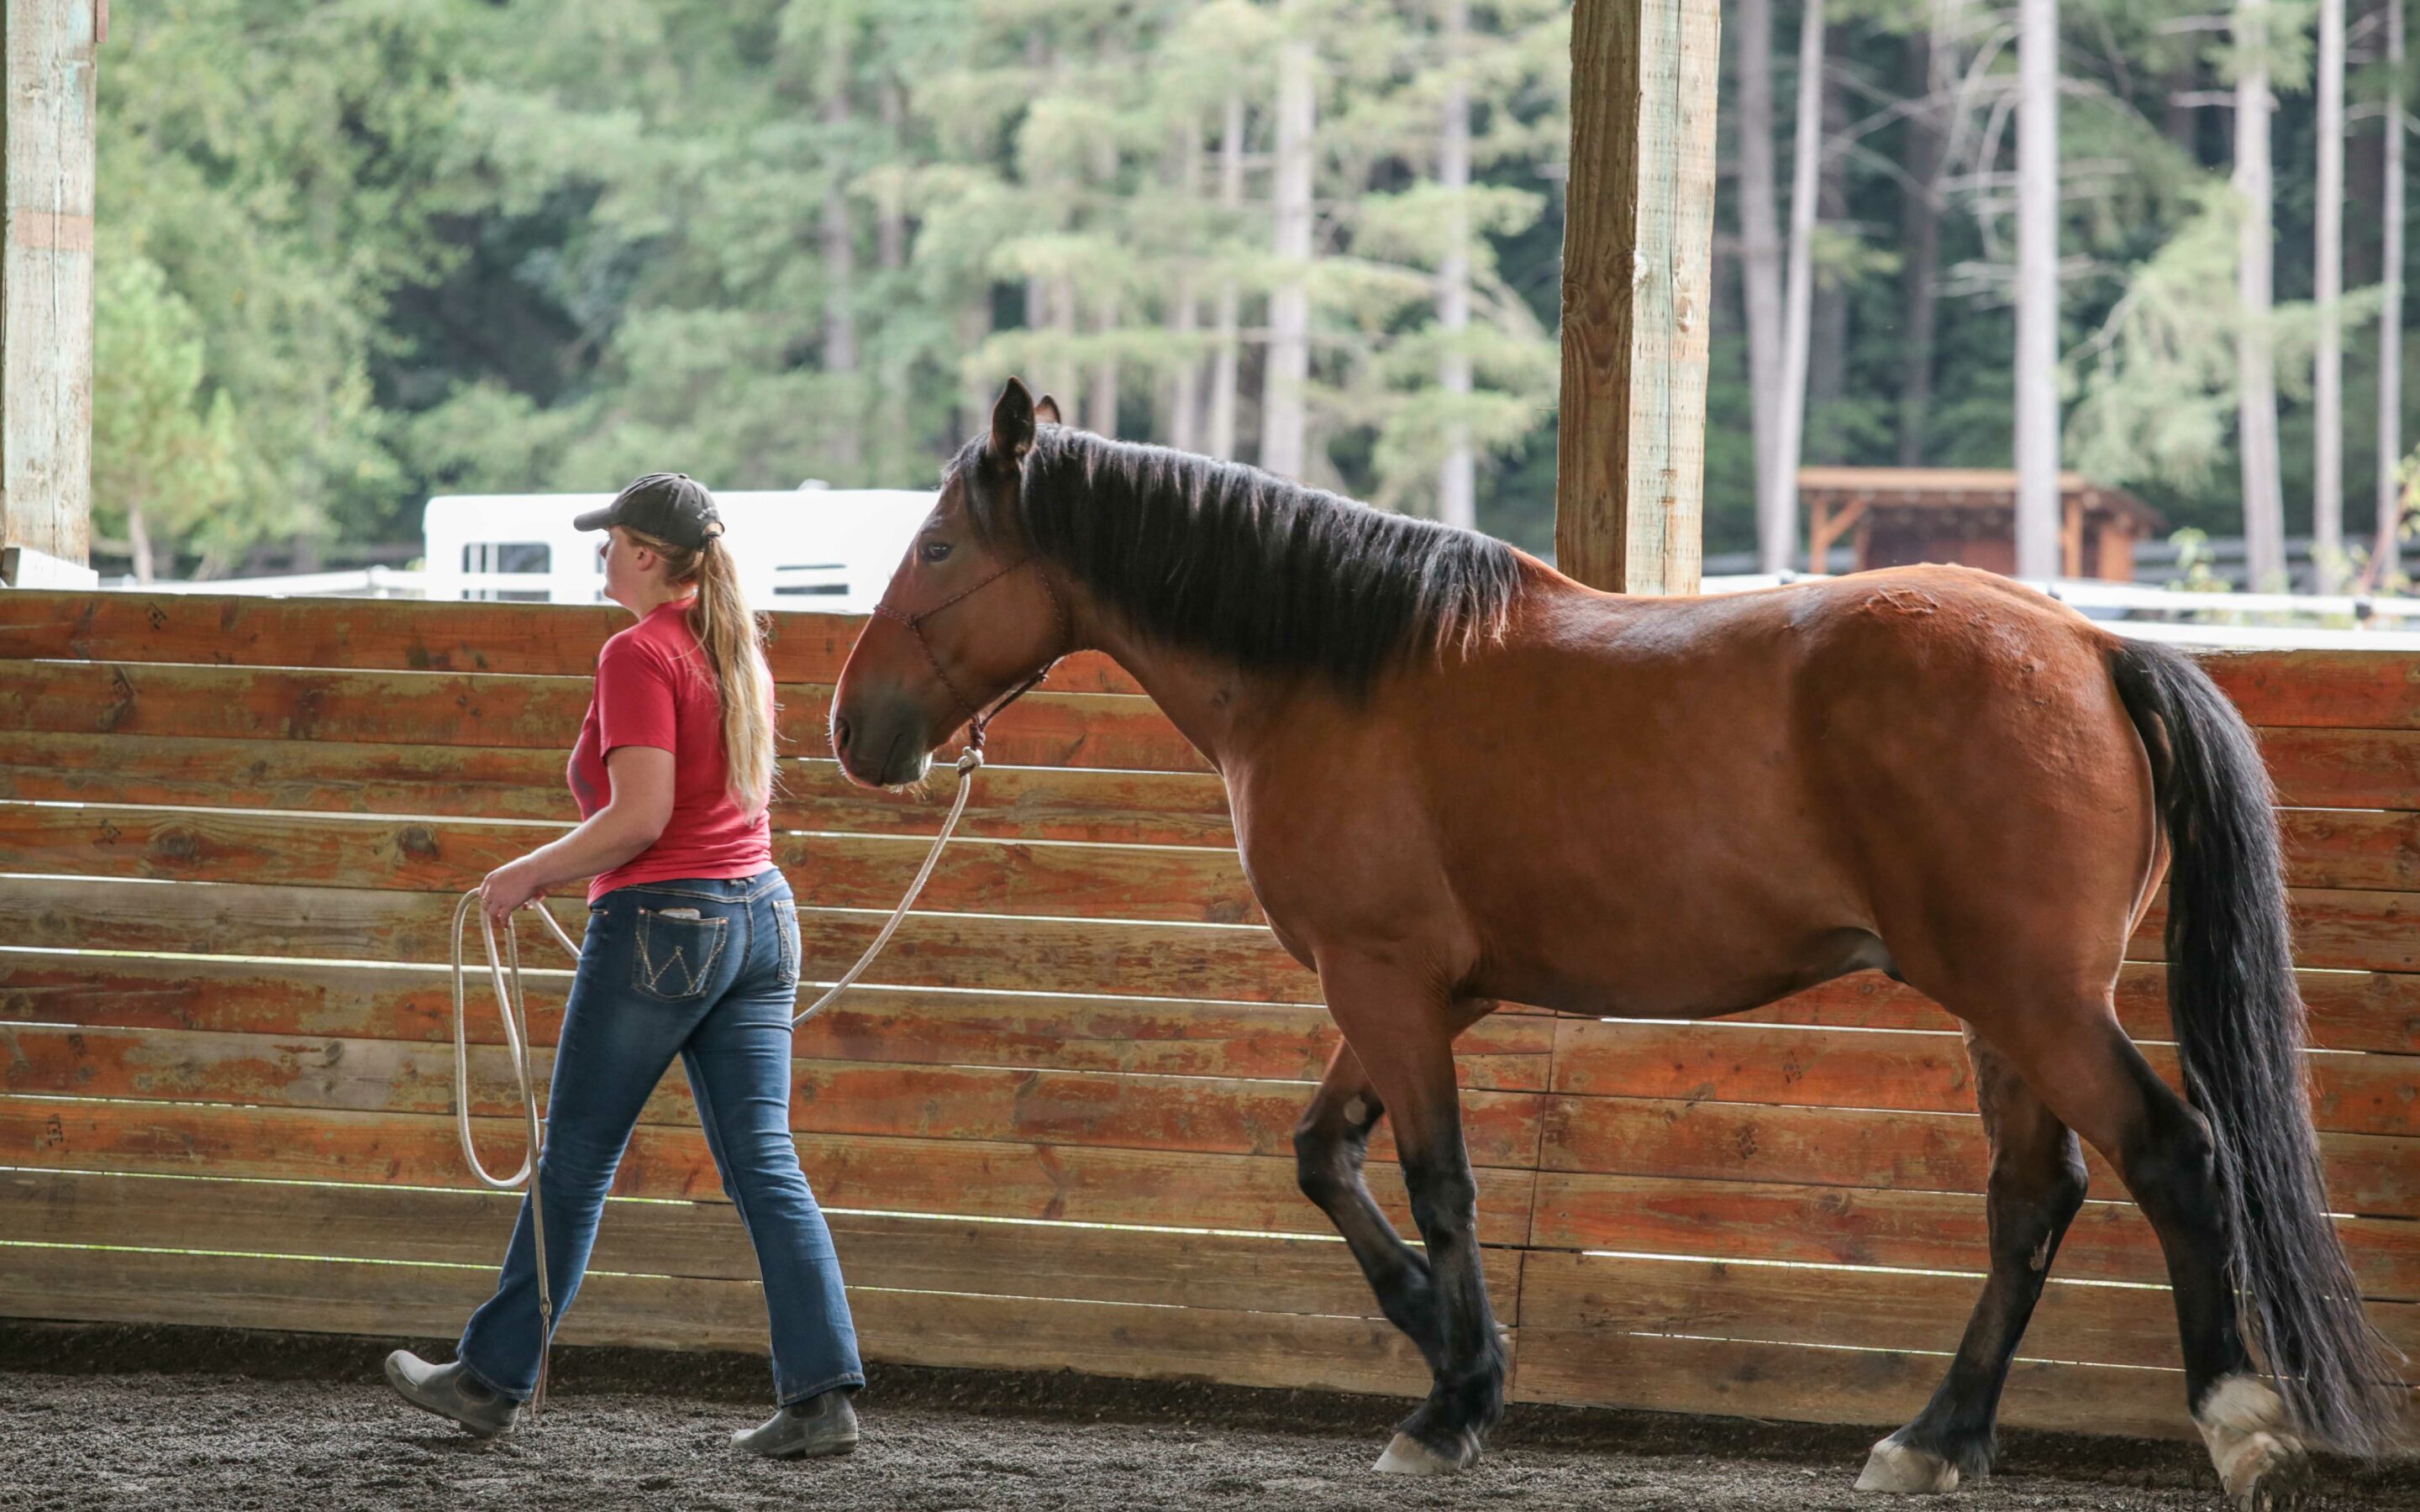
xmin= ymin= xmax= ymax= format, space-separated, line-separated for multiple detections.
xmin=1948 ymin=1005 xmax=2301 ymax=1508
xmin=1858 ymin=1028 xmax=2088 ymax=1493
xmin=1293 ymin=1041 xmax=1445 ymax=1365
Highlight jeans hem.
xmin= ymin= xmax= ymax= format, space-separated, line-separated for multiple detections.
xmin=776 ymin=1370 xmax=866 ymax=1407
xmin=453 ymin=1352 xmax=529 ymax=1406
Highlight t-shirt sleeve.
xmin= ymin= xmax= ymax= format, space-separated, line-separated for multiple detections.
xmin=596 ymin=638 xmax=679 ymax=756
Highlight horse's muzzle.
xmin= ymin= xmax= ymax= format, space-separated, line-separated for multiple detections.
xmin=830 ymin=696 xmax=935 ymax=789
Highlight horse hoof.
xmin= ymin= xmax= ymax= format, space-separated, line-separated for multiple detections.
xmin=1374 ymin=1431 xmax=1469 ymax=1476
xmin=1854 ymin=1437 xmax=1960 ymax=1494
xmin=2217 ymin=1433 xmax=2309 ymax=1512
xmin=2195 ymin=1377 xmax=2308 ymax=1511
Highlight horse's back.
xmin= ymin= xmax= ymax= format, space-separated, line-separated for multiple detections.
xmin=1352 ymin=564 xmax=2160 ymax=1018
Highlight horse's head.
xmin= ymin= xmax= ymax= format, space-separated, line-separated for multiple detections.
xmin=830 ymin=379 xmax=1071 ymax=787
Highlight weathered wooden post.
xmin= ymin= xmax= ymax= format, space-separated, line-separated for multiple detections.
xmin=0 ymin=0 xmax=101 ymax=590
xmin=1555 ymin=0 xmax=1721 ymax=596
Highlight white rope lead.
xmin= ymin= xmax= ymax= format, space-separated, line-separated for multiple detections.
xmin=450 ymin=889 xmax=582 ymax=1415
xmin=792 ymin=748 xmax=982 ymax=1026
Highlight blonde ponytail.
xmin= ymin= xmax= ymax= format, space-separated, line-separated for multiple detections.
xmin=628 ymin=527 xmax=777 ymax=816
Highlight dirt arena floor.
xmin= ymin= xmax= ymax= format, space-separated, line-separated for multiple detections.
xmin=1 ymin=1326 xmax=2412 ymax=1511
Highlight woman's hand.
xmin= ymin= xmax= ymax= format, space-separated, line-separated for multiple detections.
xmin=479 ymin=855 xmax=552 ymax=926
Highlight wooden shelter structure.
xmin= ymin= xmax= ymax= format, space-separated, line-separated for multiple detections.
xmin=1799 ymin=466 xmax=2165 ymax=581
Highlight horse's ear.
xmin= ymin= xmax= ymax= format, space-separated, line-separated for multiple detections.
xmin=991 ymin=378 xmax=1037 ymax=462
xmin=1034 ymin=392 xmax=1063 ymax=427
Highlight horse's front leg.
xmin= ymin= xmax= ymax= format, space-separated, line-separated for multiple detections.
xmin=1293 ymin=1042 xmax=1444 ymax=1365
xmin=1317 ymin=959 xmax=1505 ymax=1475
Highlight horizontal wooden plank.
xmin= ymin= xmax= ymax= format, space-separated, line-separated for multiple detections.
xmin=1548 ymin=1020 xmax=2420 ymax=1137
xmin=2260 ymin=726 xmax=2420 ymax=810
xmin=0 ymin=953 xmax=1558 ymax=1090
xmin=0 ymin=733 xmax=1237 ymax=847
xmin=1 ymin=1168 xmax=1518 ymax=1321
xmin=774 ymin=759 xmax=1231 ymax=848
xmin=1512 ymin=1329 xmax=2417 ymax=1441
xmin=0 ymin=594 xmax=1146 ymax=695
xmin=1512 ymin=1329 xmax=2198 ymax=1438
xmin=1516 ymin=1251 xmax=2420 ymax=1373
xmin=1539 ymin=1095 xmax=2417 ymax=1219
xmin=2201 ymin=649 xmax=2420 ymax=732
xmin=0 ymin=1097 xmax=1537 ymax=1238
xmin=0 ymin=803 xmax=1262 ymax=924
xmin=0 ymin=1025 xmax=1544 ymax=1169
xmin=2133 ymin=887 xmax=2420 ymax=974
xmin=2278 ymin=808 xmax=2420 ymax=892
xmin=0 ymin=878 xmax=1320 ymax=1002
xmin=1740 ymin=964 xmax=2420 ymax=1057
xmin=0 ymin=661 xmax=1203 ymax=771
xmin=1526 ymin=1172 xmax=2420 ymax=1302
xmin=0 ymin=1242 xmax=1443 ymax=1399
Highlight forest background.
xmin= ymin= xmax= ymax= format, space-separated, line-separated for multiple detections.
xmin=96 ymin=0 xmax=2412 ymax=584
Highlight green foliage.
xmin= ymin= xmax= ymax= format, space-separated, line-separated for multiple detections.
xmin=96 ymin=0 xmax=2417 ymax=572
xmin=92 ymin=250 xmax=243 ymax=571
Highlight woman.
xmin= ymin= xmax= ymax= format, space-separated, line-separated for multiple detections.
xmin=384 ymin=472 xmax=864 ymax=1458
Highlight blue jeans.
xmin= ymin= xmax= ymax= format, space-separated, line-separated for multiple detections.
xmin=456 ymin=870 xmax=864 ymax=1404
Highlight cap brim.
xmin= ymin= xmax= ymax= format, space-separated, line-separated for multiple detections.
xmin=571 ymin=504 xmax=618 ymax=532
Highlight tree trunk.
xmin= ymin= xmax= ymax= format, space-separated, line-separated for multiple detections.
xmin=2315 ymin=0 xmax=2347 ymax=587
xmin=1052 ymin=277 xmax=1081 ymax=428
xmin=2015 ymin=0 xmax=2061 ymax=579
xmin=1807 ymin=24 xmax=1850 ymax=461
xmin=1772 ymin=0 xmax=1825 ymax=570
xmin=2165 ymin=60 xmax=2202 ymax=159
xmin=1166 ymin=121 xmax=1203 ymax=453
xmin=877 ymin=76 xmax=909 ymax=475
xmin=2238 ymin=8 xmax=2287 ymax=588
xmin=1026 ymin=276 xmax=1051 ymax=399
xmin=2375 ymin=0 xmax=2407 ymax=586
xmin=1087 ymin=119 xmax=1120 ymax=439
xmin=959 ymin=296 xmax=993 ymax=444
xmin=1739 ymin=0 xmax=1789 ymax=569
xmin=1090 ymin=295 xmax=1120 ymax=439
xmin=1436 ymin=0 xmax=1476 ymax=528
xmin=822 ymin=22 xmax=860 ymax=475
xmin=1262 ymin=17 xmax=1316 ymax=480
xmin=1897 ymin=27 xmax=1945 ymax=465
xmin=1207 ymin=91 xmax=1246 ymax=459
xmin=126 ymin=498 xmax=153 ymax=585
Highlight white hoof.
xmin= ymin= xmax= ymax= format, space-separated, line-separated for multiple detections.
xmin=2195 ymin=1377 xmax=2307 ymax=1510
xmin=1374 ymin=1431 xmax=1466 ymax=1476
xmin=1854 ymin=1437 xmax=1961 ymax=1494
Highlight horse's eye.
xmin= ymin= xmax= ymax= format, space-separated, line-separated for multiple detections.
xmin=920 ymin=540 xmax=952 ymax=564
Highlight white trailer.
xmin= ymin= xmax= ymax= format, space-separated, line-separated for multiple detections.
xmin=421 ymin=484 xmax=936 ymax=613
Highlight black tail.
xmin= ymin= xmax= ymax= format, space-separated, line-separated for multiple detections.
xmin=2108 ymin=639 xmax=2405 ymax=1453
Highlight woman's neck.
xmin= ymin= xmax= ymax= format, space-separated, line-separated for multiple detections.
xmin=627 ymin=584 xmax=694 ymax=618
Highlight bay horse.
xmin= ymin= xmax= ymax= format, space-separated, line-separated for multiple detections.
xmin=830 ymin=380 xmax=2404 ymax=1502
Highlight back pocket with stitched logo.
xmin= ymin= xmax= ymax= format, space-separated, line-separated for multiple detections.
xmin=634 ymin=909 xmax=729 ymax=1001
xmin=772 ymin=899 xmax=800 ymax=989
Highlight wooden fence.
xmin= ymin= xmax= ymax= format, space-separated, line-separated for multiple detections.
xmin=0 ymin=591 xmax=2412 ymax=1441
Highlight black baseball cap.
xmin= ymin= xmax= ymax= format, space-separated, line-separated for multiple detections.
xmin=574 ymin=472 xmax=723 ymax=549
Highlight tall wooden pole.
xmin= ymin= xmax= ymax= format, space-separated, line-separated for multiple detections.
xmin=0 ymin=0 xmax=100 ymax=589
xmin=1556 ymin=0 xmax=1721 ymax=596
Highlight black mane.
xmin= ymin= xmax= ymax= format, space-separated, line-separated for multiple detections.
xmin=955 ymin=428 xmax=1522 ymax=695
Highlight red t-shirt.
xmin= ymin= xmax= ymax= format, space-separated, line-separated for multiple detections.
xmin=569 ymin=598 xmax=774 ymax=903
